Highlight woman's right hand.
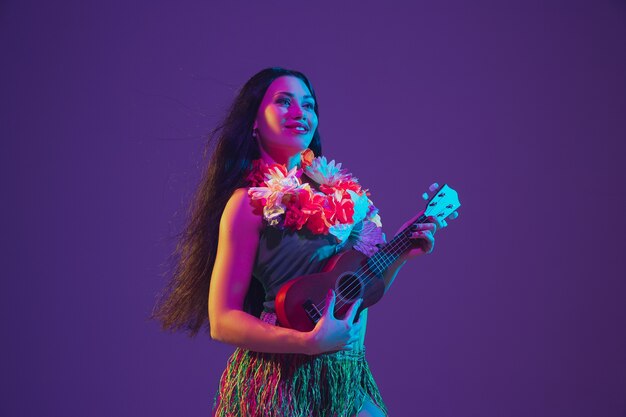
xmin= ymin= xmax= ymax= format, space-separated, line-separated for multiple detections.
xmin=305 ymin=289 xmax=363 ymax=355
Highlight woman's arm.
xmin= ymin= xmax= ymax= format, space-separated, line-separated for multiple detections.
xmin=356 ymin=308 xmax=368 ymax=347
xmin=208 ymin=188 xmax=313 ymax=354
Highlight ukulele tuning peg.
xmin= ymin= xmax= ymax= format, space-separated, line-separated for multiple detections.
xmin=428 ymin=182 xmax=439 ymax=192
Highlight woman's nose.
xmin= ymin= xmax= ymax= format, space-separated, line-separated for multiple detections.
xmin=289 ymin=103 xmax=305 ymax=119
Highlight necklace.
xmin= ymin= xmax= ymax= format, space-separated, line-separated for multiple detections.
xmin=246 ymin=149 xmax=385 ymax=256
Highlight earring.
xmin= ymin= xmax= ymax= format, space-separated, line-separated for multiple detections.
xmin=252 ymin=128 xmax=258 ymax=138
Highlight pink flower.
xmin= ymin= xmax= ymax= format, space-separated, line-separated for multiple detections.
xmin=305 ymin=209 xmax=331 ymax=234
xmin=283 ymin=189 xmax=312 ymax=230
xmin=245 ymin=159 xmax=268 ymax=187
xmin=298 ymin=192 xmax=330 ymax=234
xmin=325 ymin=195 xmax=354 ymax=224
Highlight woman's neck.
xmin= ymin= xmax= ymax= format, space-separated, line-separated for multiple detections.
xmin=258 ymin=144 xmax=303 ymax=170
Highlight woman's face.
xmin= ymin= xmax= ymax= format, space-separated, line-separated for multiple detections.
xmin=253 ymin=75 xmax=318 ymax=155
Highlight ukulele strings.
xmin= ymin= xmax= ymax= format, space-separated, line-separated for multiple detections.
xmin=311 ymin=210 xmax=441 ymax=315
xmin=335 ymin=206 xmax=452 ymax=307
xmin=330 ymin=213 xmax=433 ymax=312
xmin=316 ymin=219 xmax=422 ymax=314
xmin=332 ymin=219 xmax=424 ymax=310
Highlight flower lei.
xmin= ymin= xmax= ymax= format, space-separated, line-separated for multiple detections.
xmin=246 ymin=148 xmax=385 ymax=256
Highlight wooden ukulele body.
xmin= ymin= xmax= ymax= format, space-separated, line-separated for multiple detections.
xmin=275 ymin=249 xmax=386 ymax=332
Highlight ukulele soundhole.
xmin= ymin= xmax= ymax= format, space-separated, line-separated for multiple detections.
xmin=335 ymin=273 xmax=364 ymax=301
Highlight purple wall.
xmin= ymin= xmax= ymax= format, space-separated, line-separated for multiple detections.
xmin=3 ymin=1 xmax=625 ymax=416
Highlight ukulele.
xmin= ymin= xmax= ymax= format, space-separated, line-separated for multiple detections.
xmin=274 ymin=183 xmax=461 ymax=332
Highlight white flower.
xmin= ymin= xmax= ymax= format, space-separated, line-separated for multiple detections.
xmin=304 ymin=156 xmax=353 ymax=185
xmin=249 ymin=166 xmax=308 ymax=225
xmin=263 ymin=165 xmax=302 ymax=192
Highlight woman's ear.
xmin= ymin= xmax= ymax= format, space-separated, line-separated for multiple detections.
xmin=252 ymin=121 xmax=259 ymax=138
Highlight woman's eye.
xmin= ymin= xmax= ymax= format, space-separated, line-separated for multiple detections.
xmin=276 ymin=98 xmax=314 ymax=110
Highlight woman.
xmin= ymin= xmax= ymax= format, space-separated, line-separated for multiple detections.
xmin=153 ymin=67 xmax=457 ymax=417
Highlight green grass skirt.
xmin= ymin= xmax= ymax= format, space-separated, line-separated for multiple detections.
xmin=212 ymin=313 xmax=387 ymax=417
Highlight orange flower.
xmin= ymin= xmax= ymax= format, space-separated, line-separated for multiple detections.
xmin=300 ymin=148 xmax=315 ymax=168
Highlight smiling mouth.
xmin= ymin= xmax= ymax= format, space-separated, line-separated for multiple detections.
xmin=285 ymin=125 xmax=309 ymax=132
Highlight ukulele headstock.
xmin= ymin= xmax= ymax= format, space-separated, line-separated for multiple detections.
xmin=423 ymin=184 xmax=461 ymax=220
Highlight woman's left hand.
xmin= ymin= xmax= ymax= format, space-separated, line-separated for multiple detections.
xmin=396 ymin=213 xmax=438 ymax=260
xmin=395 ymin=182 xmax=459 ymax=261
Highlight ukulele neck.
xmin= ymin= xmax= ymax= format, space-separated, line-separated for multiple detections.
xmin=365 ymin=183 xmax=460 ymax=276
xmin=366 ymin=213 xmax=428 ymax=275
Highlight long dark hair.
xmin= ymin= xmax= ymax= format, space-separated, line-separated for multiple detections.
xmin=151 ymin=67 xmax=323 ymax=337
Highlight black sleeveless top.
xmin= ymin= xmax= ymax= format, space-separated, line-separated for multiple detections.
xmin=252 ymin=221 xmax=361 ymax=313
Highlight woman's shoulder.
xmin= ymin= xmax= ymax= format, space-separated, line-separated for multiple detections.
xmin=230 ymin=187 xmax=251 ymax=200
xmin=221 ymin=187 xmax=263 ymax=234
xmin=226 ymin=187 xmax=262 ymax=216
